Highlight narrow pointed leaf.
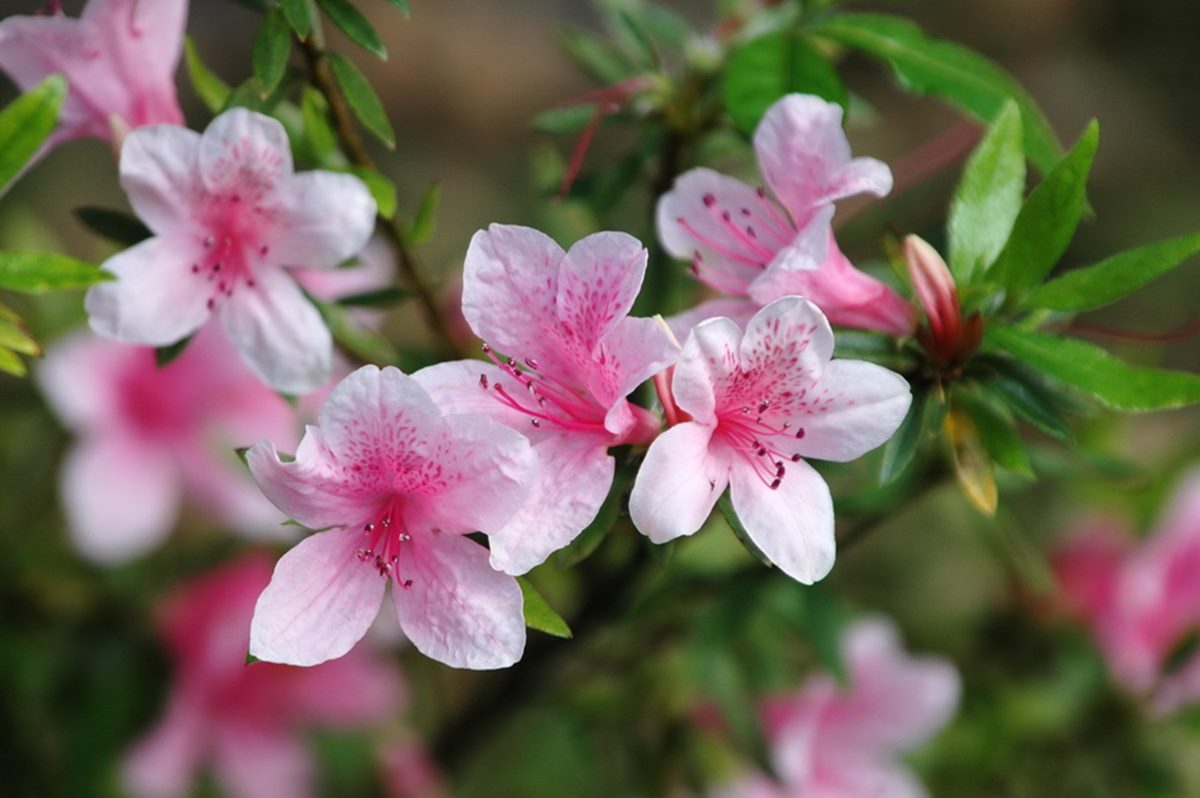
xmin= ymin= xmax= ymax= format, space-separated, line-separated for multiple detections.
xmin=724 ymin=32 xmax=848 ymax=135
xmin=560 ymin=28 xmax=632 ymax=83
xmin=517 ymin=578 xmax=572 ymax=638
xmin=281 ymin=0 xmax=314 ymax=38
xmin=155 ymin=335 xmax=194 ymax=368
xmin=978 ymin=359 xmax=1073 ymax=440
xmin=0 ymin=345 xmax=27 ymax=376
xmin=326 ymin=52 xmax=396 ymax=148
xmin=185 ymin=38 xmax=232 ymax=113
xmin=386 ymin=0 xmax=411 ymax=16
xmin=335 ymin=286 xmax=409 ymax=308
xmin=308 ymin=292 xmax=401 ymax=366
xmin=954 ymin=386 xmax=1033 ymax=477
xmin=0 ymin=316 xmax=40 ymax=357
xmin=987 ymin=325 xmax=1200 ymax=411
xmin=1026 ymin=232 xmax=1200 ymax=312
xmin=301 ymin=87 xmax=338 ymax=161
xmin=0 ymin=253 xmax=110 ymax=293
xmin=0 ymin=75 xmax=65 ymax=193
xmin=879 ymin=386 xmax=929 ymax=484
xmin=252 ymin=10 xmax=293 ymax=96
xmin=945 ymin=407 xmax=998 ymax=515
xmin=316 ymin=0 xmax=387 ymax=59
xmin=532 ymin=104 xmax=598 ymax=134
xmin=74 ymin=207 xmax=152 ymax=246
xmin=345 ymin=166 xmax=397 ymax=219
xmin=408 ymin=181 xmax=441 ymax=244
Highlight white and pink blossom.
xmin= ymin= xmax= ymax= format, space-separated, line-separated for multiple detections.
xmin=413 ymin=224 xmax=677 ymax=575
xmin=85 ymin=108 xmax=377 ymax=394
xmin=123 ymin=555 xmax=403 ymax=798
xmin=246 ymin=364 xmax=536 ymax=670
xmin=629 ymin=297 xmax=910 ymax=584
xmin=719 ymin=618 xmax=960 ymax=798
xmin=37 ymin=327 xmax=297 ymax=563
xmin=0 ymin=0 xmax=185 ymax=149
xmin=657 ymin=94 xmax=913 ymax=337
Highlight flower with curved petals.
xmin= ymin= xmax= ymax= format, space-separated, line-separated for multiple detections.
xmin=247 ymin=365 xmax=536 ymax=670
xmin=85 ymin=108 xmax=377 ymax=393
xmin=657 ymin=94 xmax=913 ymax=337
xmin=413 ymin=224 xmax=677 ymax=575
xmin=0 ymin=0 xmax=185 ymax=149
xmin=122 ymin=555 xmax=403 ymax=798
xmin=629 ymin=297 xmax=911 ymax=584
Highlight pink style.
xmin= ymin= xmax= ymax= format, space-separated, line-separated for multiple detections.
xmin=658 ymin=94 xmax=914 ymax=338
xmin=0 ymin=0 xmax=186 ymax=148
xmin=246 ymin=365 xmax=536 ymax=670
xmin=85 ymin=108 xmax=378 ymax=394
xmin=1054 ymin=469 xmax=1200 ymax=715
xmin=630 ymin=297 xmax=911 ymax=584
xmin=123 ymin=555 xmax=403 ymax=798
xmin=37 ymin=327 xmax=297 ymax=564
xmin=413 ymin=224 xmax=678 ymax=575
xmin=719 ymin=618 xmax=961 ymax=798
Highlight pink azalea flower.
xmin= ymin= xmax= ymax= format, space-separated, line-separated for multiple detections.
xmin=36 ymin=327 xmax=297 ymax=563
xmin=1054 ymin=469 xmax=1200 ymax=714
xmin=122 ymin=555 xmax=403 ymax=798
xmin=629 ymin=296 xmax=910 ymax=584
xmin=412 ymin=224 xmax=678 ymax=575
xmin=657 ymin=94 xmax=913 ymax=337
xmin=85 ymin=108 xmax=378 ymax=394
xmin=0 ymin=0 xmax=185 ymax=148
xmin=246 ymin=364 xmax=536 ymax=669
xmin=719 ymin=617 xmax=961 ymax=798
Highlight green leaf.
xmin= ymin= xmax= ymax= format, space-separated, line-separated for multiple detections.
xmin=408 ymin=181 xmax=441 ymax=244
xmin=988 ymin=121 xmax=1098 ymax=302
xmin=560 ymin=28 xmax=632 ymax=84
xmin=801 ymin=585 xmax=846 ymax=684
xmin=301 ymin=87 xmax=338 ymax=162
xmin=386 ymin=0 xmax=411 ymax=16
xmin=954 ymin=386 xmax=1033 ymax=476
xmin=335 ymin=286 xmax=408 ymax=308
xmin=945 ymin=406 xmax=997 ymax=515
xmin=0 ymin=75 xmax=65 ymax=194
xmin=1026 ymin=232 xmax=1200 ymax=313
xmin=346 ymin=166 xmax=396 ymax=219
xmin=244 ymin=651 xmax=260 ymax=665
xmin=552 ymin=467 xmax=631 ymax=569
xmin=947 ymin=99 xmax=1024 ymax=283
xmin=987 ymin=324 xmax=1200 ymax=412
xmin=74 ymin=207 xmax=152 ymax=247
xmin=724 ymin=32 xmax=847 ymax=135
xmin=518 ymin=578 xmax=572 ymax=639
xmin=532 ymin=104 xmax=598 ymax=134
xmin=185 ymin=37 xmax=232 ymax=113
xmin=281 ymin=0 xmax=314 ymax=38
xmin=326 ymin=52 xmax=396 ymax=148
xmin=0 ymin=315 xmax=40 ymax=357
xmin=316 ymin=0 xmax=387 ymax=59
xmin=308 ymin=292 xmax=401 ymax=365
xmin=811 ymin=13 xmax=1063 ymax=174
xmin=717 ymin=490 xmax=773 ymax=569
xmin=0 ymin=252 xmax=110 ymax=294
xmin=977 ymin=358 xmax=1073 ymax=440
xmin=155 ymin=335 xmax=194 ymax=368
xmin=0 ymin=346 xmax=27 ymax=377
xmin=879 ymin=386 xmax=928 ymax=484
xmin=253 ymin=10 xmax=293 ymax=96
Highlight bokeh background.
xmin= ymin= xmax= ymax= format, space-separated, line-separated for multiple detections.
xmin=2 ymin=0 xmax=1199 ymax=796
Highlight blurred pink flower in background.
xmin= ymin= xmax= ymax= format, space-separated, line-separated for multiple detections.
xmin=122 ymin=555 xmax=403 ymax=798
xmin=658 ymin=94 xmax=913 ymax=338
xmin=720 ymin=617 xmax=960 ymax=798
xmin=379 ymin=737 xmax=449 ymax=798
xmin=37 ymin=327 xmax=298 ymax=563
xmin=1054 ymin=469 xmax=1200 ymax=714
xmin=293 ymin=232 xmax=398 ymax=329
xmin=0 ymin=0 xmax=186 ymax=149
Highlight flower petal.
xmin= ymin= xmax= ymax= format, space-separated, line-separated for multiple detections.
xmin=671 ymin=316 xmax=744 ymax=423
xmin=729 ymin=457 xmax=834 ymax=584
xmin=86 ymin=236 xmax=212 ymax=347
xmin=556 ymin=230 xmax=648 ymax=349
xmin=412 ymin=360 xmax=531 ymax=428
xmin=250 ymin=527 xmax=387 ymax=666
xmin=286 ymin=649 xmax=405 ymax=726
xmin=62 ymin=434 xmax=180 ymax=563
xmin=35 ymin=332 xmax=127 ymax=431
xmin=786 ymin=360 xmax=911 ymax=463
xmin=392 ymin=532 xmax=526 ymax=669
xmin=218 ymin=267 xmax=332 ymax=394
xmin=487 ymin=431 xmax=614 ymax=575
xmin=271 ymin=171 xmax=377 ymax=269
xmin=119 ymin=125 xmax=202 ymax=234
xmin=198 ymin=108 xmax=293 ymax=199
xmin=121 ymin=691 xmax=207 ymax=798
xmin=87 ymin=0 xmax=187 ymax=119
xmin=740 ymin=296 xmax=834 ymax=375
xmin=212 ymin=724 xmax=313 ymax=798
xmin=666 ymin=298 xmax=759 ymax=342
xmin=246 ymin=436 xmax=366 ymax=531
xmin=589 ymin=315 xmax=679 ymax=430
xmin=630 ymin=421 xmax=728 ymax=543
xmin=315 ymin=365 xmax=442 ymax=466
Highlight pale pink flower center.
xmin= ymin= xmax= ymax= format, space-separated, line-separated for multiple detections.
xmin=477 ymin=343 xmax=609 ymax=434
xmin=190 ymin=208 xmax=271 ymax=311
xmin=677 ymin=189 xmax=796 ymax=287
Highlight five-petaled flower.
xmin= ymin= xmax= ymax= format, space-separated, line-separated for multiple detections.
xmin=122 ymin=555 xmax=403 ymax=798
xmin=0 ymin=0 xmax=186 ymax=149
xmin=246 ymin=365 xmax=536 ymax=670
xmin=37 ymin=327 xmax=298 ymax=563
xmin=413 ymin=224 xmax=678 ymax=575
xmin=629 ymin=296 xmax=911 ymax=584
xmin=85 ymin=108 xmax=377 ymax=394
xmin=717 ymin=617 xmax=961 ymax=798
xmin=657 ymin=93 xmax=913 ymax=338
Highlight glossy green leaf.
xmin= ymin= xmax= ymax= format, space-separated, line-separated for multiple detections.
xmin=989 ymin=121 xmax=1098 ymax=302
xmin=346 ymin=166 xmax=396 ymax=219
xmin=252 ymin=10 xmax=292 ymax=96
xmin=954 ymin=386 xmax=1033 ymax=476
xmin=1026 ymin=232 xmax=1200 ymax=312
xmin=408 ymin=181 xmax=441 ymax=244
xmin=987 ymin=324 xmax=1200 ymax=412
xmin=879 ymin=386 xmax=928 ymax=484
xmin=518 ymin=578 xmax=572 ymax=639
xmin=326 ymin=52 xmax=396 ymax=148
xmin=74 ymin=207 xmax=152 ymax=247
xmin=281 ymin=0 xmax=314 ymax=38
xmin=184 ymin=37 xmax=231 ymax=113
xmin=811 ymin=13 xmax=1063 ymax=174
xmin=724 ymin=32 xmax=847 ymax=135
xmin=947 ymin=100 xmax=1024 ymax=283
xmin=0 ymin=252 xmax=111 ymax=294
xmin=301 ymin=87 xmax=338 ymax=162
xmin=977 ymin=358 xmax=1073 ymax=440
xmin=0 ymin=75 xmax=65 ymax=194
xmin=316 ymin=0 xmax=387 ymax=59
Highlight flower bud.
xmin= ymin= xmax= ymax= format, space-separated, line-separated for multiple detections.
xmin=904 ymin=234 xmax=981 ymax=368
